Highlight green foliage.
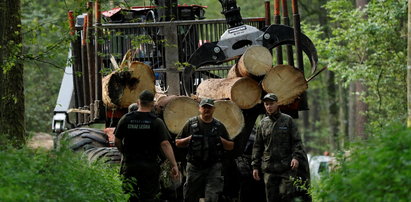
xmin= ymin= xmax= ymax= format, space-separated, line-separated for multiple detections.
xmin=0 ymin=145 xmax=127 ymax=201
xmin=305 ymin=0 xmax=407 ymax=134
xmin=22 ymin=0 xmax=71 ymax=133
xmin=311 ymin=124 xmax=411 ymax=202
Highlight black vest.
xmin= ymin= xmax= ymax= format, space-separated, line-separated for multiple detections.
xmin=187 ymin=117 xmax=223 ymax=167
xmin=122 ymin=112 xmax=158 ymax=162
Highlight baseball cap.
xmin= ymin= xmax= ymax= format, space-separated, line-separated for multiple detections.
xmin=262 ymin=93 xmax=278 ymax=102
xmin=139 ymin=90 xmax=154 ymax=102
xmin=199 ymin=98 xmax=215 ymax=107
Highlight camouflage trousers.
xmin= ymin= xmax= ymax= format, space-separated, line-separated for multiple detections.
xmin=183 ymin=162 xmax=224 ymax=202
xmin=263 ymin=172 xmax=296 ymax=202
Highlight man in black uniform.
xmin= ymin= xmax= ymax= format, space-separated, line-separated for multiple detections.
xmin=176 ymin=98 xmax=234 ymax=202
xmin=115 ymin=90 xmax=179 ymax=202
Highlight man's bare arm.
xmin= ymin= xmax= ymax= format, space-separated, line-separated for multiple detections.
xmin=175 ymin=135 xmax=192 ymax=148
xmin=160 ymin=140 xmax=180 ymax=179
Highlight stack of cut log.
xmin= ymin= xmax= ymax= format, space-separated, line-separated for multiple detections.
xmin=102 ymin=45 xmax=308 ymax=139
xmin=196 ymin=45 xmax=307 ymax=107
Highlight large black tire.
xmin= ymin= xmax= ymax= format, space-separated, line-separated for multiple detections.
xmin=55 ymin=128 xmax=109 ymax=152
xmin=84 ymin=147 xmax=122 ymax=164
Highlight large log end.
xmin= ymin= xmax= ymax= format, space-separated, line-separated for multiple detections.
xmin=238 ymin=45 xmax=273 ymax=77
xmin=214 ymin=100 xmax=244 ymax=139
xmin=163 ymin=96 xmax=199 ymax=135
xmin=102 ymin=61 xmax=155 ymax=109
xmin=262 ymin=64 xmax=308 ymax=105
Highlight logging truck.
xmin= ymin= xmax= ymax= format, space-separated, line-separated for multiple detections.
xmin=52 ymin=0 xmax=319 ymax=199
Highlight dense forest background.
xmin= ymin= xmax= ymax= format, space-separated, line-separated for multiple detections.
xmin=1 ymin=0 xmax=410 ymax=201
xmin=20 ymin=0 xmax=407 ymax=155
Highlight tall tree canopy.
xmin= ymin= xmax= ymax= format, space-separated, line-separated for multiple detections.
xmin=307 ymin=0 xmax=407 ymax=134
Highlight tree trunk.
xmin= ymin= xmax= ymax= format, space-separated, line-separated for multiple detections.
xmin=154 ymin=95 xmax=180 ymax=119
xmin=348 ymin=82 xmax=356 ymax=141
xmin=0 ymin=0 xmax=25 ymax=147
xmin=213 ymin=100 xmax=244 ymax=139
xmin=355 ymin=81 xmax=368 ymax=139
xmin=102 ymin=61 xmax=155 ymax=109
xmin=310 ymin=88 xmax=321 ymax=154
xmin=196 ymin=77 xmax=262 ymax=109
xmin=326 ymin=71 xmax=339 ymax=150
xmin=349 ymin=0 xmax=368 ymax=140
xmin=261 ymin=64 xmax=307 ymax=105
xmin=237 ymin=45 xmax=273 ymax=77
xmin=227 ymin=64 xmax=241 ymax=79
xmin=339 ymin=85 xmax=349 ymax=147
xmin=407 ymin=0 xmax=411 ymax=127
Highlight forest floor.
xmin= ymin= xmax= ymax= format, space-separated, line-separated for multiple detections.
xmin=27 ymin=132 xmax=54 ymax=150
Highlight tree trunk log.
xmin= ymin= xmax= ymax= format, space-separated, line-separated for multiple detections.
xmin=0 ymin=0 xmax=25 ymax=147
xmin=154 ymin=95 xmax=179 ymax=118
xmin=237 ymin=45 xmax=273 ymax=77
xmin=262 ymin=64 xmax=307 ymax=105
xmin=213 ymin=100 xmax=244 ymax=139
xmin=227 ymin=64 xmax=241 ymax=79
xmin=102 ymin=61 xmax=155 ymax=109
xmin=160 ymin=96 xmax=200 ymax=135
xmin=196 ymin=77 xmax=261 ymax=109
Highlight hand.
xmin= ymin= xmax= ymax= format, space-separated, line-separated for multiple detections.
xmin=252 ymin=169 xmax=260 ymax=181
xmin=290 ymin=158 xmax=299 ymax=170
xmin=171 ymin=165 xmax=180 ymax=180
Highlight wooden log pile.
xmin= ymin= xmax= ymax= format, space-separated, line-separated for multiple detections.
xmin=197 ymin=45 xmax=308 ymax=108
xmin=102 ymin=45 xmax=309 ymax=139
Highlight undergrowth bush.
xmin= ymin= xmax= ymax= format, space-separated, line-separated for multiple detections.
xmin=0 ymin=144 xmax=127 ymax=201
xmin=311 ymin=124 xmax=411 ymax=202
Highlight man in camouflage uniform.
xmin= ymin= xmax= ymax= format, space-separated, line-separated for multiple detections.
xmin=252 ymin=93 xmax=310 ymax=202
xmin=115 ymin=90 xmax=179 ymax=202
xmin=176 ymin=98 xmax=234 ymax=202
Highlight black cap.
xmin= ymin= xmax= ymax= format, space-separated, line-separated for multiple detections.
xmin=262 ymin=93 xmax=278 ymax=102
xmin=139 ymin=90 xmax=154 ymax=102
xmin=199 ymin=98 xmax=215 ymax=107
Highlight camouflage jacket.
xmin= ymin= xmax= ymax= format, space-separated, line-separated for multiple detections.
xmin=251 ymin=112 xmax=306 ymax=174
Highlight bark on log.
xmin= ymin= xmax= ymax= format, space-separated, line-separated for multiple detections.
xmin=161 ymin=96 xmax=199 ymax=135
xmin=213 ymin=100 xmax=244 ymax=139
xmin=102 ymin=61 xmax=155 ymax=109
xmin=227 ymin=64 xmax=241 ymax=79
xmin=262 ymin=64 xmax=308 ymax=105
xmin=196 ymin=77 xmax=261 ymax=109
xmin=237 ymin=45 xmax=273 ymax=77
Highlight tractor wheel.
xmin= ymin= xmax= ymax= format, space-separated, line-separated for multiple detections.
xmin=84 ymin=147 xmax=122 ymax=164
xmin=56 ymin=128 xmax=109 ymax=152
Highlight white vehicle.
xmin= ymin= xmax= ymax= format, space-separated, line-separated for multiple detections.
xmin=309 ymin=155 xmax=335 ymax=182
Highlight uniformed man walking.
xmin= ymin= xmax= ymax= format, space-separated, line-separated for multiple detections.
xmin=252 ymin=93 xmax=310 ymax=202
xmin=115 ymin=90 xmax=179 ymax=202
xmin=176 ymin=98 xmax=234 ymax=202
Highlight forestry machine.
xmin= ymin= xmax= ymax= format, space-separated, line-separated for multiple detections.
xmin=51 ymin=0 xmax=318 ymax=182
